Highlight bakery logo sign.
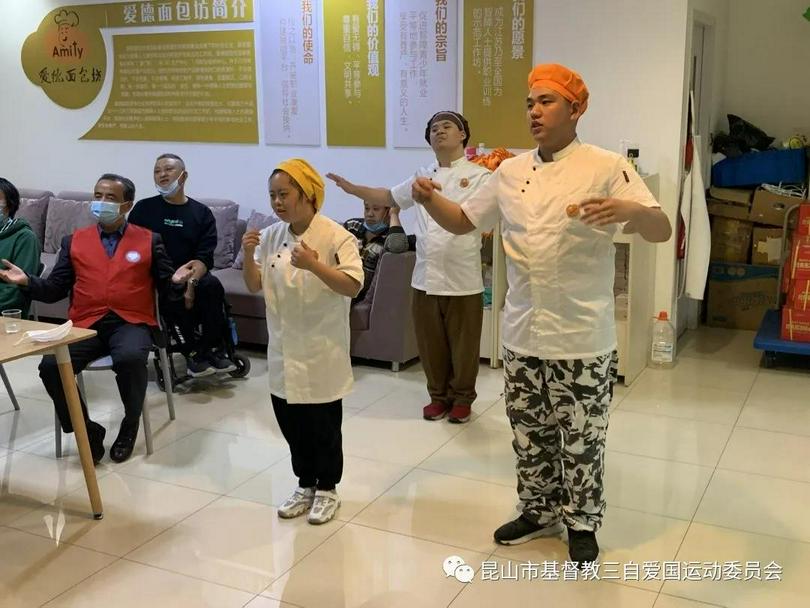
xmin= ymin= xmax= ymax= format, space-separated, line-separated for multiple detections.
xmin=21 ymin=2 xmax=254 ymax=110
xmin=53 ymin=9 xmax=85 ymax=59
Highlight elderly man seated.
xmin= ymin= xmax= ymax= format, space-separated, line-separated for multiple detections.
xmin=0 ymin=174 xmax=188 ymax=463
xmin=342 ymin=201 xmax=410 ymax=303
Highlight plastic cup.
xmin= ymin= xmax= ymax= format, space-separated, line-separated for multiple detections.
xmin=2 ymin=309 xmax=21 ymax=334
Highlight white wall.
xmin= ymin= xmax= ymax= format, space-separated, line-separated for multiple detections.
xmin=690 ymin=0 xmax=730 ymax=138
xmin=533 ymin=0 xmax=690 ymax=317
xmin=0 ymin=0 xmax=436 ymax=230
xmin=1 ymin=0 xmax=694 ymax=317
xmin=724 ymin=0 xmax=810 ymax=141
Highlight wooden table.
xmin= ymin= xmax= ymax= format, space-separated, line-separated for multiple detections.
xmin=0 ymin=319 xmax=103 ymax=519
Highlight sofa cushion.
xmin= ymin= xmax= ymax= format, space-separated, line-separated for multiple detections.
xmin=198 ymin=198 xmax=239 ymax=270
xmin=18 ymin=188 xmax=54 ymax=200
xmin=350 ymin=299 xmax=372 ymax=331
xmin=43 ymin=198 xmax=96 ymax=254
xmin=56 ymin=190 xmax=94 ymax=200
xmin=17 ymin=193 xmax=51 ymax=246
xmin=39 ymin=252 xmax=59 ymax=278
xmin=233 ymin=210 xmax=280 ymax=269
xmin=212 ymin=267 xmax=266 ymax=319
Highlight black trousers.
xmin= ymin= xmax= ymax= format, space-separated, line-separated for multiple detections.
xmin=39 ymin=313 xmax=152 ymax=433
xmin=271 ymin=395 xmax=343 ymax=491
xmin=163 ymin=272 xmax=226 ymax=356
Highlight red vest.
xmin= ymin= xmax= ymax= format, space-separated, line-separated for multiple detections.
xmin=68 ymin=224 xmax=157 ymax=329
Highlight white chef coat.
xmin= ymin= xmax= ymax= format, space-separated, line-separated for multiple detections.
xmin=461 ymin=139 xmax=660 ymax=360
xmin=391 ymin=157 xmax=490 ymax=295
xmin=255 ymin=213 xmax=364 ymax=403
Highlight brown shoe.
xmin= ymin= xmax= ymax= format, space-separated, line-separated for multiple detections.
xmin=423 ymin=401 xmax=451 ymax=420
xmin=448 ymin=403 xmax=472 ymax=423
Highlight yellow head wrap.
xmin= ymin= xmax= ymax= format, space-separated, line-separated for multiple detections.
xmin=274 ymin=158 xmax=325 ymax=211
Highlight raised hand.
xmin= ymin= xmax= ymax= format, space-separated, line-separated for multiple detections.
xmin=291 ymin=241 xmax=319 ymax=271
xmin=242 ymin=228 xmax=261 ymax=255
xmin=325 ymin=172 xmax=355 ymax=194
xmin=411 ymin=177 xmax=443 ymax=204
xmin=0 ymin=259 xmax=29 ymax=286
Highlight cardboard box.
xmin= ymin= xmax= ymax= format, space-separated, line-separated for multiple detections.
xmin=707 ymin=198 xmax=751 ymax=221
xmin=787 ymin=236 xmax=810 ymax=281
xmin=788 ymin=279 xmax=810 ymax=311
xmin=751 ymin=227 xmax=783 ymax=266
xmin=709 ymin=186 xmax=754 ymax=205
xmin=707 ymin=262 xmax=778 ymax=330
xmin=749 ymin=187 xmax=804 ymax=227
xmin=797 ymin=204 xmax=810 ymax=237
xmin=781 ymin=307 xmax=810 ymax=342
xmin=710 ymin=216 xmax=753 ymax=263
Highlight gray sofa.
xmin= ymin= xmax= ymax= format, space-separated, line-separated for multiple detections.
xmin=15 ymin=189 xmax=419 ymax=369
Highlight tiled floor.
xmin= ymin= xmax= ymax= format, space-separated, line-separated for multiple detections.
xmin=0 ymin=327 xmax=808 ymax=607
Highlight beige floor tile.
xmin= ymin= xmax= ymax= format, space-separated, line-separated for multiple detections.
xmin=264 ymin=523 xmax=489 ymax=608
xmin=9 ymin=472 xmax=217 ymax=556
xmin=694 ymin=469 xmax=810 ymax=542
xmin=0 ymin=397 xmax=63 ymax=450
xmin=42 ymin=559 xmax=254 ymax=607
xmin=737 ymin=369 xmax=810 ymax=437
xmin=128 ymin=496 xmax=341 ymax=593
xmin=419 ymin=411 xmax=516 ymax=487
xmin=616 ymin=377 xmax=747 ymax=426
xmin=636 ymin=357 xmax=757 ymax=395
xmin=0 ymin=450 xmax=102 ymax=525
xmin=608 ymin=410 xmax=733 ymax=467
xmin=0 ymin=527 xmax=115 ymax=608
xmin=718 ymin=427 xmax=810 ymax=483
xmin=654 ymin=594 xmax=725 ymax=607
xmin=244 ymin=597 xmax=302 ymax=608
xmin=341 ymin=399 xmax=466 ymax=466
xmin=664 ymin=523 xmax=809 ymax=608
xmin=605 ymin=452 xmax=714 ymax=521
xmin=119 ymin=429 xmax=288 ymax=493
xmin=353 ymin=469 xmax=517 ymax=553
xmin=678 ymin=328 xmax=760 ymax=368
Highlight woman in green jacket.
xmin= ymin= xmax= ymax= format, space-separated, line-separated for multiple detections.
xmin=0 ymin=178 xmax=41 ymax=317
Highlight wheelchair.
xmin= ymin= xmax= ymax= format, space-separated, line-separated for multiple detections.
xmin=153 ymin=298 xmax=250 ymax=392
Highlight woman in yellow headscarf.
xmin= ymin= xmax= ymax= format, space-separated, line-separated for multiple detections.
xmin=241 ymin=159 xmax=363 ymax=525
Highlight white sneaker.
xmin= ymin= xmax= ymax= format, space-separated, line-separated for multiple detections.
xmin=307 ymin=489 xmax=341 ymax=525
xmin=277 ymin=487 xmax=315 ymax=519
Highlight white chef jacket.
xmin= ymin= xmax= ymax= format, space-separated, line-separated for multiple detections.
xmin=391 ymin=157 xmax=490 ymax=295
xmin=461 ymin=139 xmax=660 ymax=360
xmin=255 ymin=213 xmax=364 ymax=403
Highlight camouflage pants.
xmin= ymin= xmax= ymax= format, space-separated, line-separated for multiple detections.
xmin=504 ymin=348 xmax=617 ymax=532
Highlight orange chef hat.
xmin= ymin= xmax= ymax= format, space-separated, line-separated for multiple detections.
xmin=527 ymin=63 xmax=589 ymax=114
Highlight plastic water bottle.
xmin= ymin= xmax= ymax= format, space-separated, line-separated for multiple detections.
xmin=650 ymin=311 xmax=675 ymax=368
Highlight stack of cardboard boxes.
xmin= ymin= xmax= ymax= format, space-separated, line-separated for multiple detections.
xmin=782 ymin=204 xmax=810 ymax=342
xmin=707 ymin=186 xmax=803 ymax=330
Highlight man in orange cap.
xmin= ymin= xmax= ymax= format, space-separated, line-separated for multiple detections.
xmin=410 ymin=63 xmax=671 ymax=565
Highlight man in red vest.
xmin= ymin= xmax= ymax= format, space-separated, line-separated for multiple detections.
xmin=0 ymin=174 xmax=187 ymax=463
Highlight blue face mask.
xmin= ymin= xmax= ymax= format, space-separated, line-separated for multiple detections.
xmin=363 ymin=220 xmax=388 ymax=234
xmin=90 ymin=201 xmax=124 ymax=225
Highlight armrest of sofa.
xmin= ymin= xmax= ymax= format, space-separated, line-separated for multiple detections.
xmin=367 ymin=252 xmax=415 ymax=324
xmin=350 ymin=251 xmax=418 ymax=366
